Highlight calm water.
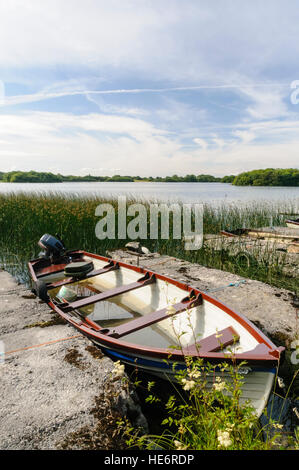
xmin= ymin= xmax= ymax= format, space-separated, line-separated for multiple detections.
xmin=0 ymin=181 xmax=298 ymax=205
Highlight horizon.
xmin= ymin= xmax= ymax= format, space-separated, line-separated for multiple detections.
xmin=1 ymin=1 xmax=299 ymax=177
xmin=1 ymin=167 xmax=298 ymax=183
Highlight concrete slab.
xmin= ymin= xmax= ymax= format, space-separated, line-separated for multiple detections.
xmin=0 ymin=270 xmax=147 ymax=450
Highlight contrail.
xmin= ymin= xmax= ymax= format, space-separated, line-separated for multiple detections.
xmin=3 ymin=83 xmax=289 ymax=107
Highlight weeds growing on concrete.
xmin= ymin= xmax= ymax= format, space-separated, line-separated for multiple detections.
xmin=117 ymin=305 xmax=299 ymax=450
xmin=118 ymin=357 xmax=299 ymax=450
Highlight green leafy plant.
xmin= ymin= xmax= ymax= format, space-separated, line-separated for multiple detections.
xmin=119 ymin=356 xmax=299 ymax=450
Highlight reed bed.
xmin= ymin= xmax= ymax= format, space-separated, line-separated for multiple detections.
xmin=0 ymin=191 xmax=297 ymax=293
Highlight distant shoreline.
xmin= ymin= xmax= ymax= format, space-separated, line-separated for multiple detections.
xmin=0 ymin=168 xmax=298 ymax=186
xmin=0 ymin=180 xmax=230 ymax=184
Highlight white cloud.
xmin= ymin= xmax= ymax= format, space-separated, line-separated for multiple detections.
xmin=212 ymin=137 xmax=227 ymax=149
xmin=0 ymin=1 xmax=298 ymax=83
xmin=0 ymin=111 xmax=167 ymax=143
xmin=232 ymin=130 xmax=256 ymax=144
xmin=0 ymin=111 xmax=298 ymax=177
xmin=239 ymin=86 xmax=290 ymax=121
xmin=0 ymin=1 xmax=173 ymax=73
xmin=193 ymin=138 xmax=208 ymax=150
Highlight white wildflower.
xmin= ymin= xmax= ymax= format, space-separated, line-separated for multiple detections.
xmin=166 ymin=300 xmax=177 ymax=315
xmin=174 ymin=440 xmax=187 ymax=450
xmin=277 ymin=377 xmax=285 ymax=388
xmin=226 ymin=423 xmax=235 ymax=431
xmin=112 ymin=360 xmax=125 ymax=378
xmin=166 ymin=305 xmax=177 ymax=315
xmin=189 ymin=369 xmax=201 ymax=379
xmin=290 ymin=339 xmax=299 ymax=349
xmin=213 ymin=376 xmax=226 ymax=392
xmin=273 ymin=423 xmax=284 ymax=429
xmin=178 ymin=423 xmax=186 ymax=434
xmin=181 ymin=378 xmax=196 ymax=391
xmin=217 ymin=430 xmax=232 ymax=448
xmin=215 ymin=329 xmax=223 ymax=339
xmin=293 ymin=407 xmax=299 ymax=420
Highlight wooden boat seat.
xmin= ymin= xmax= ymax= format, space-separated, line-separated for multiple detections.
xmin=185 ymin=326 xmax=240 ymax=354
xmin=102 ymin=292 xmax=203 ymax=338
xmin=59 ymin=272 xmax=157 ymax=312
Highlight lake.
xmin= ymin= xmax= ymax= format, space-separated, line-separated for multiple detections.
xmin=0 ymin=181 xmax=298 ymax=206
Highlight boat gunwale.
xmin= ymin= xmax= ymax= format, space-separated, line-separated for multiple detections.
xmin=48 ymin=310 xmax=283 ymax=366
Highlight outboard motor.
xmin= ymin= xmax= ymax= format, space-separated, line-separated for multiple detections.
xmin=38 ymin=233 xmax=65 ymax=262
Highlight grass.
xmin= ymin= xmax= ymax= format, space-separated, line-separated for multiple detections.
xmin=0 ymin=191 xmax=298 ymax=294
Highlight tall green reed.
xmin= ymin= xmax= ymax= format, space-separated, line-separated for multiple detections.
xmin=0 ymin=192 xmax=297 ymax=293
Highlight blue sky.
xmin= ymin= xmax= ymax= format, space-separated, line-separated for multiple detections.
xmin=0 ymin=0 xmax=299 ymax=177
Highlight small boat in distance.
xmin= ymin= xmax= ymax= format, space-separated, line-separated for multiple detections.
xmin=220 ymin=227 xmax=299 ymax=241
xmin=220 ymin=226 xmax=299 ymax=254
xmin=285 ymin=218 xmax=299 ymax=229
xmin=28 ymin=234 xmax=285 ymax=418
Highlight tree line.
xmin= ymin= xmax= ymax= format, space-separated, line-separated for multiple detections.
xmin=0 ymin=168 xmax=298 ymax=185
xmin=232 ymin=168 xmax=298 ymax=186
xmin=0 ymin=171 xmax=234 ymax=183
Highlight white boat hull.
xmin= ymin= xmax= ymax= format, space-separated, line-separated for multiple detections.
xmin=93 ymin=339 xmax=275 ymax=418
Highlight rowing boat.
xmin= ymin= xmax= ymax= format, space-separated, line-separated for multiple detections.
xmin=220 ymin=227 xmax=299 ymax=242
xmin=220 ymin=227 xmax=299 ymax=254
xmin=285 ymin=218 xmax=299 ymax=229
xmin=28 ymin=234 xmax=285 ymax=418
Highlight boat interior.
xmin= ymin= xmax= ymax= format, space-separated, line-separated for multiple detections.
xmin=31 ymin=252 xmax=261 ymax=355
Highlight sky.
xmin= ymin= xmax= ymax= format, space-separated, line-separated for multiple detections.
xmin=0 ymin=0 xmax=299 ymax=177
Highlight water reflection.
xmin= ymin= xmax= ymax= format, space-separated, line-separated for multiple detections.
xmin=51 ymin=279 xmax=178 ymax=348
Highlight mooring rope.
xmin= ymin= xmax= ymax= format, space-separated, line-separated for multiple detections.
xmin=4 ymin=334 xmax=82 ymax=356
xmin=0 ymin=288 xmax=25 ymax=295
xmin=205 ymin=279 xmax=246 ymax=293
